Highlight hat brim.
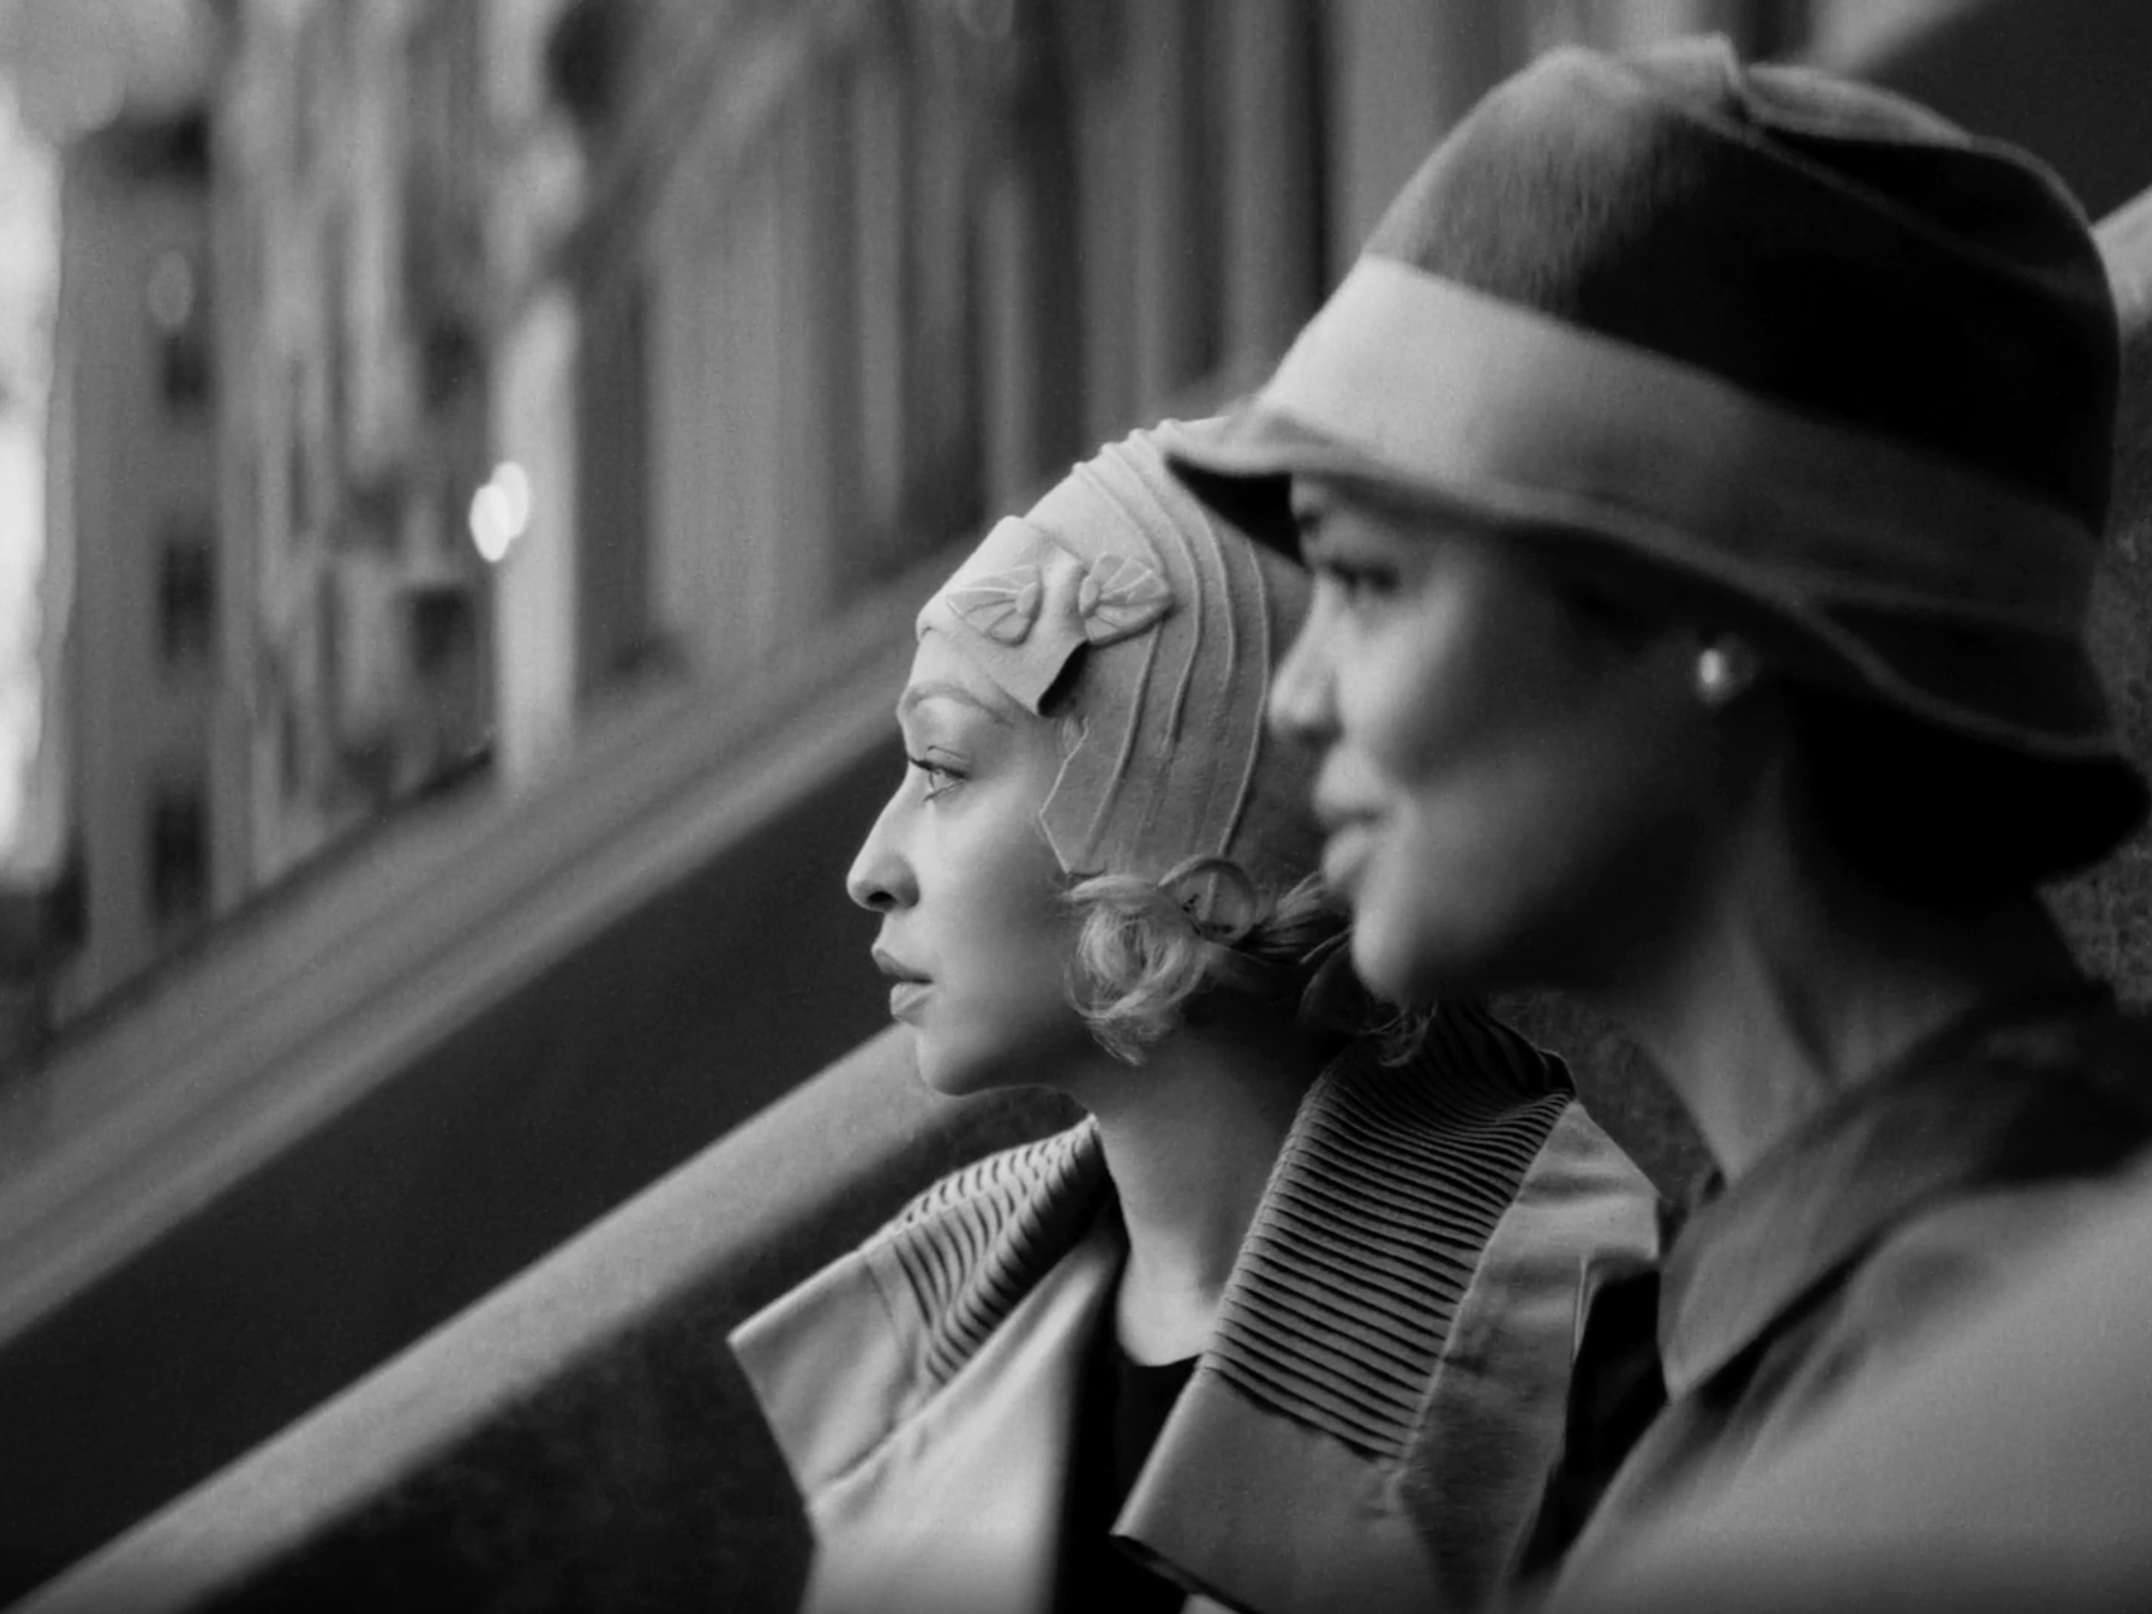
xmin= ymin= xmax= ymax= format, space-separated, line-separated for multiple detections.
xmin=1167 ymin=403 xmax=2138 ymax=794
xmin=1166 ymin=406 xmax=1395 ymax=563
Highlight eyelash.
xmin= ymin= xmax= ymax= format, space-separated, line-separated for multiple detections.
xmin=906 ymin=755 xmax=963 ymax=800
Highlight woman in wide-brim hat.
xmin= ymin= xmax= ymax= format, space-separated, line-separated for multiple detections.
xmin=1170 ymin=33 xmax=2152 ymax=1598
xmin=729 ymin=426 xmax=1658 ymax=1614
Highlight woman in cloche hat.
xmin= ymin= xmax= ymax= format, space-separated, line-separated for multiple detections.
xmin=1171 ymin=34 xmax=2152 ymax=1601
xmin=730 ymin=425 xmax=1657 ymax=1614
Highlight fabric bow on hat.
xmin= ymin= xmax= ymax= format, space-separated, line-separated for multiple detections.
xmin=921 ymin=517 xmax=1174 ymax=713
xmin=912 ymin=426 xmax=1316 ymax=885
xmin=946 ymin=552 xmax=1172 ymax=649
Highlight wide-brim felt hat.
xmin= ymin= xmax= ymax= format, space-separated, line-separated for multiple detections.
xmin=1171 ymin=38 xmax=2141 ymax=818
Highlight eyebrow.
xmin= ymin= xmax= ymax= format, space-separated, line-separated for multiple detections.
xmin=896 ymin=681 xmax=1014 ymax=726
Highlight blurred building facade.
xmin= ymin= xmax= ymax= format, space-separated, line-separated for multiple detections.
xmin=25 ymin=0 xmax=499 ymax=1017
xmin=209 ymin=0 xmax=494 ymax=893
xmin=479 ymin=0 xmax=1345 ymax=781
xmin=7 ymin=0 xmax=2152 ymax=1597
xmin=4 ymin=0 xmax=2007 ymax=1016
xmin=0 ymin=84 xmax=60 ymax=1073
xmin=479 ymin=0 xmax=1896 ymax=776
xmin=42 ymin=104 xmax=226 ymax=1018
xmin=477 ymin=0 xmax=2002 ymax=790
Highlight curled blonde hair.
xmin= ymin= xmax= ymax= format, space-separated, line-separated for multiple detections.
xmin=1063 ymin=856 xmax=1429 ymax=1065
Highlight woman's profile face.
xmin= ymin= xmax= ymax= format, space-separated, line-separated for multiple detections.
xmin=846 ymin=630 xmax=1095 ymax=1094
xmin=1269 ymin=476 xmax=1722 ymax=1005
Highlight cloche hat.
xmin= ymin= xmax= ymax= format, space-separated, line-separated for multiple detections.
xmin=1171 ymin=37 xmax=2135 ymax=793
xmin=918 ymin=424 xmax=1321 ymax=891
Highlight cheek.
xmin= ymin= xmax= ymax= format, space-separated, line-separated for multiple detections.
xmin=913 ymin=906 xmax=1085 ymax=1094
xmin=1341 ymin=597 xmax=1513 ymax=791
xmin=920 ymin=830 xmax=1083 ymax=1050
xmin=1367 ymin=698 xmax=1711 ymax=996
xmin=958 ymin=822 xmax=1076 ymax=955
xmin=1351 ymin=565 xmax=1641 ymax=800
xmin=1338 ymin=596 xmax=1703 ymax=988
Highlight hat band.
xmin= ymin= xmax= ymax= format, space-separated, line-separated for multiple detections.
xmin=1260 ymin=257 xmax=2097 ymax=636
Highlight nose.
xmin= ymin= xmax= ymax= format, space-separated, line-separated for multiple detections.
xmin=845 ymin=787 xmax=917 ymax=913
xmin=1267 ymin=599 xmax=1340 ymax=748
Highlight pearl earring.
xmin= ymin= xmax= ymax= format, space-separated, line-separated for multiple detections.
xmin=1694 ymin=641 xmax=1753 ymax=706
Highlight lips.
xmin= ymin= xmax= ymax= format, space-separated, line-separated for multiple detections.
xmin=871 ymin=947 xmax=930 ymax=985
xmin=1321 ymin=819 xmax=1377 ymax=898
xmin=1316 ymin=799 xmax=1372 ymax=835
xmin=872 ymin=947 xmax=932 ymax=1022
xmin=1312 ymin=795 xmax=1382 ymax=899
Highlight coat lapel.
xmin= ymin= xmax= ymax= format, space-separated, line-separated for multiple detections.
xmin=732 ymin=1123 xmax=1115 ymax=1614
xmin=1120 ymin=1004 xmax=1616 ymax=1614
xmin=804 ymin=1221 xmax=1120 ymax=1614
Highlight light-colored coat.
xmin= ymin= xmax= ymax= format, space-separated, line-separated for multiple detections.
xmin=733 ymin=1006 xmax=1659 ymax=1614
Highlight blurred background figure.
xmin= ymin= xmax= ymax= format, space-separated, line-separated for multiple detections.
xmin=0 ymin=1 xmax=2148 ymax=1607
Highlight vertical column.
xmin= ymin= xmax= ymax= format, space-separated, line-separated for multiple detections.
xmin=775 ymin=71 xmax=858 ymax=622
xmin=1128 ymin=0 xmax=1224 ymax=410
xmin=851 ymin=45 xmax=913 ymax=578
xmin=1322 ymin=0 xmax=1508 ymax=278
xmin=491 ymin=288 xmax=580 ymax=789
xmin=902 ymin=27 xmax=985 ymax=548
xmin=717 ymin=138 xmax=790 ymax=671
xmin=978 ymin=152 xmax=1041 ymax=521
xmin=572 ymin=265 xmax=650 ymax=696
xmin=1069 ymin=2 xmax=1139 ymax=449
xmin=976 ymin=27 xmax=1085 ymax=516
xmin=1220 ymin=0 xmax=1328 ymax=372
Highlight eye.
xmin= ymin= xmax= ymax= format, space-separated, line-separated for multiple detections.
xmin=1312 ymin=554 xmax=1401 ymax=608
xmin=906 ymin=754 xmax=964 ymax=801
xmin=1294 ymin=491 xmax=1398 ymax=604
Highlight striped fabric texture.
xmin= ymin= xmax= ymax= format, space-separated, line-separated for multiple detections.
xmin=867 ymin=1002 xmax=1570 ymax=1455
xmin=877 ymin=1123 xmax=1110 ymax=1390
xmin=1211 ymin=1006 xmax=1572 ymax=1459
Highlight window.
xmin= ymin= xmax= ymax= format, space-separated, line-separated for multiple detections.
xmin=158 ymin=330 xmax=211 ymax=414
xmin=147 ymin=779 xmax=209 ymax=930
xmin=149 ymin=249 xmax=212 ymax=416
xmin=157 ymin=526 xmax=216 ymax=666
xmin=408 ymin=584 xmax=475 ymax=678
xmin=574 ymin=273 xmax=653 ymax=690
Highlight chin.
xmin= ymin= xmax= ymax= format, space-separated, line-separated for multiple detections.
xmin=1350 ymin=902 xmax=1521 ymax=1007
xmin=1348 ymin=918 xmax=1433 ymax=1007
xmin=904 ymin=1028 xmax=1026 ymax=1099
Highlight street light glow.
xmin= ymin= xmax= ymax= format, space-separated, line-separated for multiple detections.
xmin=468 ymin=462 xmax=531 ymax=564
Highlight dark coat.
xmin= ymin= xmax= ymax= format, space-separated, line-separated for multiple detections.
xmin=1542 ymin=988 xmax=2152 ymax=1609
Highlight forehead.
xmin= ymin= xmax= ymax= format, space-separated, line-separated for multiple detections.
xmin=1290 ymin=472 xmax=1481 ymax=545
xmin=901 ymin=630 xmax=1024 ymax=723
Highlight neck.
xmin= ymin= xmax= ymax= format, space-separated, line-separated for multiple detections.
xmin=1595 ymin=810 xmax=2079 ymax=1183
xmin=1065 ymin=1007 xmax=1326 ymax=1365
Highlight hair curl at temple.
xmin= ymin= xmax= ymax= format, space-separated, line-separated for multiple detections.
xmin=1064 ymin=857 xmax=1430 ymax=1065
